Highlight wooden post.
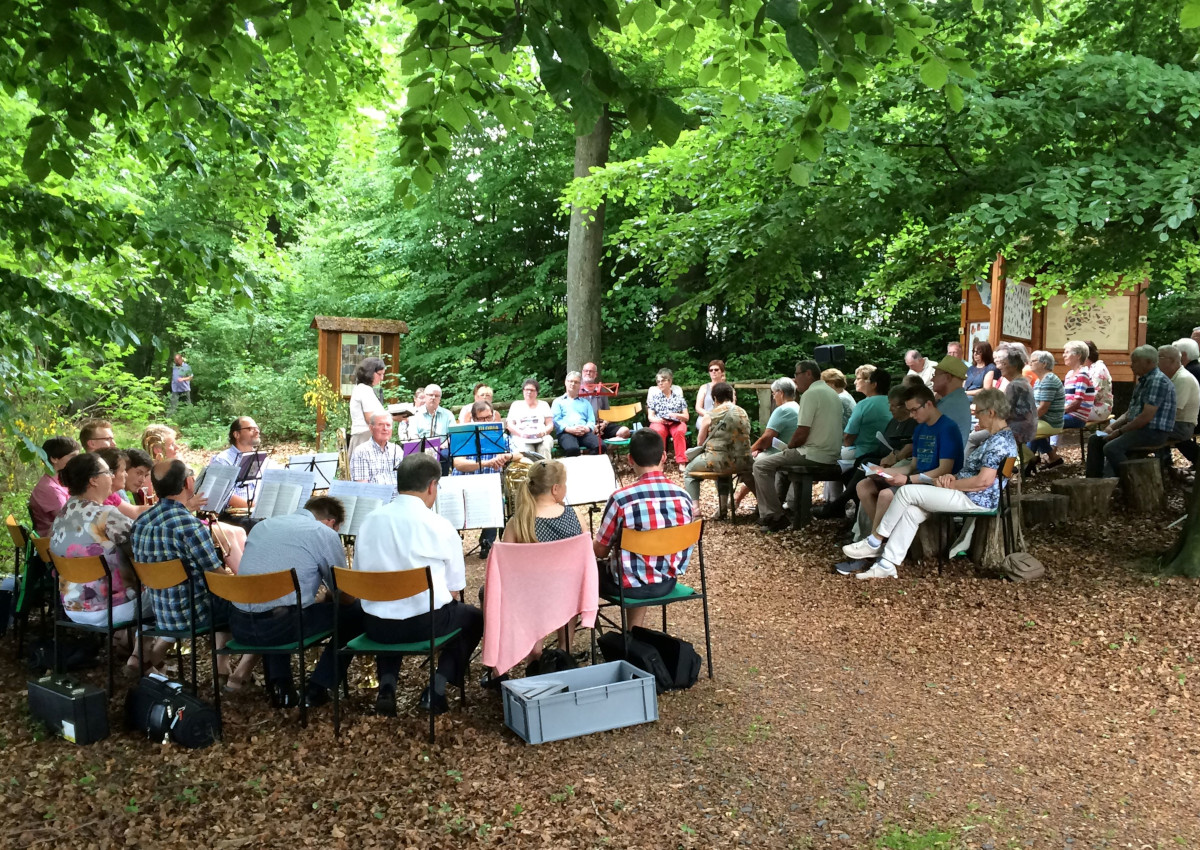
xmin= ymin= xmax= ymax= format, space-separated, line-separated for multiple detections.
xmin=1119 ymin=458 xmax=1165 ymax=513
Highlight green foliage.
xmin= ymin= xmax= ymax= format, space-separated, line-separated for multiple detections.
xmin=52 ymin=344 xmax=165 ymax=423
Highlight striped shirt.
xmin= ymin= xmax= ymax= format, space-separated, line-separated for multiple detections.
xmin=1034 ymin=372 xmax=1065 ymax=428
xmin=595 ymin=470 xmax=694 ymax=588
xmin=1063 ymin=366 xmax=1096 ymax=421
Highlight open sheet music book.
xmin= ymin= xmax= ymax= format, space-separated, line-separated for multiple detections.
xmin=558 ymin=455 xmax=618 ymax=506
xmin=328 ymin=481 xmax=396 ymax=538
xmin=434 ymin=475 xmax=505 ymax=530
xmin=288 ymin=452 xmax=340 ymax=488
xmin=400 ymin=436 xmax=444 ymax=459
xmin=251 ymin=469 xmax=318 ymax=520
xmin=194 ymin=464 xmax=238 ymax=514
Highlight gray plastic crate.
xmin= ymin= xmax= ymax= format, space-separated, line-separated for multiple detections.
xmin=502 ymin=661 xmax=658 ymax=744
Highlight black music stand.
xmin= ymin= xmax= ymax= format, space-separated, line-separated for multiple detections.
xmin=233 ymin=451 xmax=268 ymax=510
xmin=445 ymin=423 xmax=508 ymax=555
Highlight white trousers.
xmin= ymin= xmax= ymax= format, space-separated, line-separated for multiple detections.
xmin=875 ymin=485 xmax=989 ymax=565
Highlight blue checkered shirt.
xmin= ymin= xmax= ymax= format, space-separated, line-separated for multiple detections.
xmin=1129 ymin=367 xmax=1177 ymax=433
xmin=595 ymin=470 xmax=695 ymax=588
xmin=350 ymin=439 xmax=404 ymax=487
xmin=130 ymin=499 xmax=224 ymax=631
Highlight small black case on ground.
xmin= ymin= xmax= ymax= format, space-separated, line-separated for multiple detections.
xmin=596 ymin=631 xmax=674 ymax=693
xmin=630 ymin=627 xmax=701 ymax=691
xmin=125 ymin=674 xmax=218 ymax=749
xmin=27 ymin=675 xmax=110 ymax=745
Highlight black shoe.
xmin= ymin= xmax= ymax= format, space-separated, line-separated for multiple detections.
xmin=480 ymin=670 xmax=508 ymax=691
xmin=812 ymin=502 xmax=844 ymax=519
xmin=375 ymin=685 xmax=397 ymax=717
xmin=759 ymin=515 xmax=791 ymax=533
xmin=419 ymin=686 xmax=450 ymax=716
xmin=304 ymin=683 xmax=331 ymax=708
xmin=267 ymin=681 xmax=299 ymax=709
xmin=479 ymin=539 xmax=492 ymax=560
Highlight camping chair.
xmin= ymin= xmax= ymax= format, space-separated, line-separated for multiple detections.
xmin=940 ymin=455 xmax=1018 ymax=569
xmin=48 ymin=552 xmax=138 ymax=695
xmin=593 ymin=520 xmax=713 ymax=679
xmin=131 ymin=560 xmax=211 ymax=693
xmin=599 ymin=403 xmax=643 ymax=478
xmin=204 ymin=568 xmax=330 ymax=731
xmin=330 ymin=566 xmax=465 ymax=742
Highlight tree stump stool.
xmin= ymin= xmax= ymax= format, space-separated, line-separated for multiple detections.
xmin=1119 ymin=457 xmax=1165 ymax=513
xmin=1050 ymin=478 xmax=1118 ymax=519
xmin=688 ymin=470 xmax=737 ymax=520
xmin=786 ymin=465 xmax=843 ymax=530
xmin=910 ymin=515 xmax=954 ymax=562
xmin=1019 ymin=493 xmax=1069 ymax=528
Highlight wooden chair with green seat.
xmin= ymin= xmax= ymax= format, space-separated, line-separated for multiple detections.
xmin=48 ymin=552 xmax=138 ymax=696
xmin=329 ymin=566 xmax=464 ymax=743
xmin=131 ymin=559 xmax=210 ymax=693
xmin=599 ymin=402 xmax=643 ymax=479
xmin=204 ymin=568 xmax=330 ymax=731
xmin=592 ymin=520 xmax=713 ymax=680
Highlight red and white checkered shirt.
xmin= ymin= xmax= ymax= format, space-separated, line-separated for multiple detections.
xmin=595 ymin=470 xmax=694 ymax=588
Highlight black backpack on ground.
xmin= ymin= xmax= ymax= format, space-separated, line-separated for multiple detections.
xmin=26 ymin=636 xmax=100 ymax=673
xmin=125 ymin=674 xmax=219 ymax=749
xmin=597 ymin=628 xmax=701 ymax=693
xmin=525 ymin=647 xmax=577 ymax=677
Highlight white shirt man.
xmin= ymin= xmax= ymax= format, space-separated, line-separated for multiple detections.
xmin=208 ymin=416 xmax=266 ymax=507
xmin=905 ymin=350 xmax=935 ymax=388
xmin=354 ymin=454 xmax=483 ymax=716
xmin=1159 ymin=345 xmax=1199 ymax=467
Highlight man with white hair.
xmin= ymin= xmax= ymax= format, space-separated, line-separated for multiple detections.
xmin=1174 ymin=337 xmax=1200 ymax=387
xmin=1158 ymin=345 xmax=1198 ymax=466
xmin=1085 ymin=344 xmax=1177 ymax=478
xmin=1192 ymin=327 xmax=1200 ymax=345
xmin=413 ymin=384 xmax=454 ymax=438
xmin=351 ymin=412 xmax=405 ymax=486
xmin=905 ymin=350 xmax=934 ymax=388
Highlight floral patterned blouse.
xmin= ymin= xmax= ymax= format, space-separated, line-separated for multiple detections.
xmin=1089 ymin=359 xmax=1114 ymax=421
xmin=691 ymin=402 xmax=753 ymax=475
xmin=646 ymin=385 xmax=688 ymax=421
xmin=49 ymin=497 xmax=138 ymax=616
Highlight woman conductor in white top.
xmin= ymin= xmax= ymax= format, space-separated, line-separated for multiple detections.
xmin=348 ymin=357 xmax=387 ymax=458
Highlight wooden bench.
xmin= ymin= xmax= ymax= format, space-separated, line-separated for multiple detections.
xmin=785 ymin=465 xmax=843 ymax=530
xmin=688 ymin=470 xmax=738 ymax=521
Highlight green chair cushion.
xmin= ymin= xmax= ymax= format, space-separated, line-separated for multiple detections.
xmin=345 ymin=628 xmax=462 ymax=654
xmin=225 ymin=629 xmax=332 ymax=654
xmin=603 ymin=438 xmax=631 ymax=448
xmin=602 ymin=583 xmax=698 ymax=607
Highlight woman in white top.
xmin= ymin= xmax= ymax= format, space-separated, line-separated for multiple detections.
xmin=506 ymin=377 xmax=555 ymax=458
xmin=348 ymin=357 xmax=387 ymax=457
xmin=459 ymin=383 xmax=503 ymax=422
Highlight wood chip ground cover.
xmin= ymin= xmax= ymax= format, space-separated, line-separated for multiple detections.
xmin=2 ymin=448 xmax=1197 ymax=848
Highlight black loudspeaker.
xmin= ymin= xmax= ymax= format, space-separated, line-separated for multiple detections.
xmin=814 ymin=344 xmax=845 ymax=364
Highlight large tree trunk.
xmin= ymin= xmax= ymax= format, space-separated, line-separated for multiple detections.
xmin=565 ymin=112 xmax=612 ymax=373
xmin=1163 ymin=482 xmax=1200 ymax=577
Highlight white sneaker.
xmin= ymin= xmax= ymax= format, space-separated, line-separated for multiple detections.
xmin=842 ymin=538 xmax=883 ymax=560
xmin=856 ymin=562 xmax=898 ymax=580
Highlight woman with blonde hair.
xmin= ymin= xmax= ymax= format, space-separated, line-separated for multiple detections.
xmin=141 ymin=424 xmax=179 ymax=461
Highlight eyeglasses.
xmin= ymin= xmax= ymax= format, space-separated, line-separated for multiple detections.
xmin=94 ymin=468 xmax=114 ymax=477
xmin=905 ymin=405 xmax=923 ymax=414
xmin=708 ymin=368 xmax=722 ymax=373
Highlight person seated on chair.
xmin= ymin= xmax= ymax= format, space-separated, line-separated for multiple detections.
xmin=347 ymin=357 xmax=387 ymax=459
xmin=1175 ymin=337 xmax=1200 ymax=391
xmin=822 ymin=368 xmax=856 ymax=429
xmin=683 ymin=382 xmax=752 ymax=504
xmin=1157 ymin=344 xmax=1199 ymax=468
xmin=646 ymin=368 xmax=690 ymax=465
xmin=843 ymin=388 xmax=1018 ymax=579
xmin=29 ymin=436 xmax=79 ymax=536
xmin=124 ymin=449 xmax=154 ymax=507
xmin=96 ymin=447 xmax=149 ymax=521
xmin=1025 ymin=350 xmax=1066 ymax=473
xmin=581 ymin=362 xmax=631 ymax=441
xmin=414 ymin=384 xmax=454 ymax=438
xmin=734 ymin=377 xmax=800 ymax=512
xmin=970 ymin=346 xmax=1036 ymax=454
xmin=1043 ymin=340 xmax=1096 ymax=468
xmin=231 ymin=495 xmax=364 ymax=709
xmin=816 ymin=366 xmax=893 ymax=520
xmin=500 ymin=459 xmax=585 ymax=657
xmin=594 ymin=430 xmax=695 ymax=630
xmin=459 ymin=383 xmax=502 ymax=423
xmin=932 ymin=356 xmax=971 ymax=445
xmin=947 ymin=341 xmax=968 ymax=368
xmin=79 ymin=419 xmax=116 ymax=452
xmin=355 ymin=453 xmax=484 ymax=717
xmin=507 ymin=377 xmax=555 ymax=458
xmin=1086 ymin=344 xmax=1177 ymax=479
xmin=452 ymin=400 xmax=512 ymax=560
xmin=904 ymin=350 xmax=935 ymax=388
xmin=553 ymin=371 xmax=600 ymax=457
xmin=49 ymin=452 xmax=143 ymax=673
xmin=838 ymin=383 xmax=965 ymax=575
xmin=207 ymin=416 xmax=267 ymax=509
xmin=753 ymin=360 xmax=845 ymax=533
xmin=1084 ymin=340 xmax=1114 ymax=423
xmin=350 ymin=412 xmax=405 ymax=487
xmin=695 ymin=360 xmax=736 ymax=441
xmin=131 ymin=460 xmax=258 ymax=687
xmin=141 ymin=424 xmax=180 ymax=463
xmin=965 ymin=341 xmax=1000 ymax=398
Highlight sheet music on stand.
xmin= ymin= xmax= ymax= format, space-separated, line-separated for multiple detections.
xmin=288 ymin=452 xmax=340 ymax=488
xmin=435 ymin=475 xmax=505 ymax=530
xmin=558 ymin=455 xmax=619 ymax=506
xmin=400 ymin=436 xmax=444 ymax=459
xmin=193 ymin=464 xmax=238 ymax=514
xmin=233 ymin=451 xmax=269 ymax=506
xmin=328 ymin=481 xmax=396 ymax=538
xmin=251 ymin=468 xmax=318 ymax=520
xmin=447 ymin=422 xmax=507 ymax=459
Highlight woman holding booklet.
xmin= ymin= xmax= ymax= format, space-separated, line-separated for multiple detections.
xmin=840 ymin=389 xmax=1017 ymax=580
